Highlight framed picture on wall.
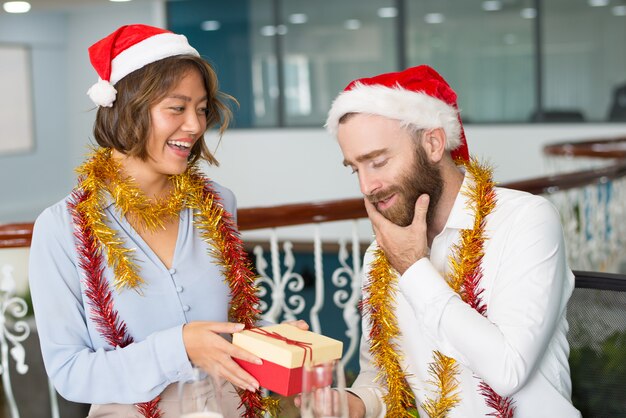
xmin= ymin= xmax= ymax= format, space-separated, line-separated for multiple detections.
xmin=0 ymin=44 xmax=34 ymax=155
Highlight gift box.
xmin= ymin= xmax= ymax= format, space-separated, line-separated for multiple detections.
xmin=232 ymin=324 xmax=343 ymax=396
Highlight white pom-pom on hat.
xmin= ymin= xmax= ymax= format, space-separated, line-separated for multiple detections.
xmin=87 ymin=78 xmax=117 ymax=108
xmin=87 ymin=24 xmax=199 ymax=107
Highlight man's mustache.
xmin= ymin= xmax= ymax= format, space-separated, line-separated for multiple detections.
xmin=366 ymin=187 xmax=400 ymax=204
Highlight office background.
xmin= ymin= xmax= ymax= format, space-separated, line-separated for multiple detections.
xmin=0 ymin=0 xmax=625 ymax=227
xmin=0 ymin=2 xmax=625 ymax=411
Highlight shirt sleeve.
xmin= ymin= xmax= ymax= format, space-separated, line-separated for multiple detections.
xmin=398 ymin=197 xmax=572 ymax=397
xmin=347 ymin=331 xmax=386 ymax=418
xmin=28 ymin=203 xmax=194 ymax=404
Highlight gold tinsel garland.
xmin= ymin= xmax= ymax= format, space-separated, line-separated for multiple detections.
xmin=74 ymin=148 xmax=278 ymax=416
xmin=367 ymin=158 xmax=497 ymax=417
xmin=363 ymin=248 xmax=415 ymax=417
xmin=75 ymin=148 xmax=186 ymax=290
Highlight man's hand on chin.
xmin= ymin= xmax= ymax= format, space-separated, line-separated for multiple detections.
xmin=364 ymin=194 xmax=430 ymax=275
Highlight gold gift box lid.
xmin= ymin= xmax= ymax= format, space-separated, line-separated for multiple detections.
xmin=232 ymin=324 xmax=343 ymax=368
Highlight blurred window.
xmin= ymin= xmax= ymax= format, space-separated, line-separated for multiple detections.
xmin=406 ymin=0 xmax=535 ymax=123
xmin=543 ymin=0 xmax=626 ymax=122
xmin=167 ymin=0 xmax=626 ymax=127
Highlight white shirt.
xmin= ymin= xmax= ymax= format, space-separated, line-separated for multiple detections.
xmin=350 ymin=173 xmax=581 ymax=417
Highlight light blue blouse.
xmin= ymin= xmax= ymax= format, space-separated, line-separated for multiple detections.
xmin=28 ymin=181 xmax=236 ymax=404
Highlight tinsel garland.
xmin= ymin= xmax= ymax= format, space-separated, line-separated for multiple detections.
xmin=181 ymin=172 xmax=279 ymax=417
xmin=69 ymin=148 xmax=278 ymax=418
xmin=367 ymin=158 xmax=515 ymax=418
xmin=421 ymin=350 xmax=460 ymax=417
xmin=69 ymin=188 xmax=162 ymax=418
xmin=448 ymin=159 xmax=514 ymax=418
xmin=74 ymin=148 xmax=186 ymax=290
xmin=362 ymin=248 xmax=415 ymax=417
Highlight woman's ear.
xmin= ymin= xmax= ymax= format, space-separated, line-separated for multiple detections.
xmin=421 ymin=128 xmax=447 ymax=163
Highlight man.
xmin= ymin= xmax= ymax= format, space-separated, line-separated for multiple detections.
xmin=325 ymin=65 xmax=580 ymax=417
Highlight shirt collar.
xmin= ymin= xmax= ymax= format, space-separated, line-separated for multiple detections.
xmin=100 ymin=189 xmax=115 ymax=210
xmin=441 ymin=170 xmax=475 ymax=231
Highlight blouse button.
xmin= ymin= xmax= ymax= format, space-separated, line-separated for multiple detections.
xmin=176 ymin=286 xmax=184 ymax=293
xmin=183 ymin=305 xmax=190 ymax=312
xmin=169 ymin=268 xmax=176 ymax=274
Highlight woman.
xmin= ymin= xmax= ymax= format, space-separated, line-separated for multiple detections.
xmin=29 ymin=24 xmax=278 ymax=417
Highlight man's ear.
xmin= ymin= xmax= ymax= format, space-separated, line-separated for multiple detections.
xmin=421 ymin=128 xmax=447 ymax=163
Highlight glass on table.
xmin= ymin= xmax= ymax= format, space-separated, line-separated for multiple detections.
xmin=300 ymin=359 xmax=348 ymax=418
xmin=178 ymin=367 xmax=224 ymax=418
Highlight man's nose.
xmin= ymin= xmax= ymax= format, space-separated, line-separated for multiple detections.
xmin=359 ymin=171 xmax=382 ymax=196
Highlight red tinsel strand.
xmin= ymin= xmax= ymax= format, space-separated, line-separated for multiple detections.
xmin=479 ymin=382 xmax=515 ymax=418
xmin=69 ymin=188 xmax=164 ymax=418
xmin=463 ymin=269 xmax=487 ymax=315
xmin=239 ymin=390 xmax=267 ymax=418
xmin=200 ymin=180 xmax=265 ymax=417
xmin=69 ymin=189 xmax=133 ymax=348
xmin=135 ymin=398 xmax=163 ymax=418
xmin=200 ymin=180 xmax=262 ymax=328
xmin=458 ymin=163 xmax=515 ymax=417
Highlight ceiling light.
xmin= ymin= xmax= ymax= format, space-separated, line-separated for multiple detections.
xmin=260 ymin=25 xmax=287 ymax=36
xmin=612 ymin=5 xmax=626 ymax=15
xmin=424 ymin=13 xmax=445 ymax=24
xmin=344 ymin=19 xmax=361 ymax=30
xmin=377 ymin=7 xmax=398 ymax=18
xmin=588 ymin=0 xmax=609 ymax=6
xmin=520 ymin=7 xmax=537 ymax=18
xmin=201 ymin=20 xmax=220 ymax=31
xmin=288 ymin=13 xmax=308 ymax=24
xmin=3 ymin=1 xmax=31 ymax=13
xmin=482 ymin=0 xmax=502 ymax=11
xmin=260 ymin=25 xmax=276 ymax=36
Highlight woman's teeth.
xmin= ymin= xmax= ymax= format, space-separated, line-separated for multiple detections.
xmin=167 ymin=140 xmax=191 ymax=149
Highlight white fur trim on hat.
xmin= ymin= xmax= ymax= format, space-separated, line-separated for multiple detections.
xmin=109 ymin=32 xmax=199 ymax=85
xmin=325 ymin=82 xmax=461 ymax=151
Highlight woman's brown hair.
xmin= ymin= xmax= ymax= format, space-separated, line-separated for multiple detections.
xmin=93 ymin=54 xmax=235 ymax=166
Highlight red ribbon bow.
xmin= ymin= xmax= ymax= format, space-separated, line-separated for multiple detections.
xmin=249 ymin=328 xmax=313 ymax=367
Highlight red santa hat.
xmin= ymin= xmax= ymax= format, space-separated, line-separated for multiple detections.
xmin=87 ymin=24 xmax=199 ymax=107
xmin=325 ymin=65 xmax=469 ymax=161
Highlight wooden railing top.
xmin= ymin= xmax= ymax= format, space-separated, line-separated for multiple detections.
xmin=0 ymin=222 xmax=34 ymax=249
xmin=3 ymin=158 xmax=626 ymax=249
xmin=238 ymin=198 xmax=367 ymax=230
xmin=503 ymin=159 xmax=626 ymax=195
xmin=544 ymin=136 xmax=626 ymax=159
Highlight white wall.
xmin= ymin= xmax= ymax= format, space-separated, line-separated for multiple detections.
xmin=0 ymin=11 xmax=71 ymax=222
xmin=66 ymin=1 xmax=166 ymax=168
xmin=205 ymin=124 xmax=626 ymax=242
xmin=205 ymin=124 xmax=626 ymax=209
xmin=0 ymin=0 xmax=164 ymax=223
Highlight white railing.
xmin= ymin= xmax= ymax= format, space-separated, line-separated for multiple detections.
xmin=0 ymin=264 xmax=33 ymax=418
xmin=250 ymin=220 xmax=365 ymax=369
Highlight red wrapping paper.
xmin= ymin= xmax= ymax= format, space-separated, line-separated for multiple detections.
xmin=232 ymin=324 xmax=342 ymax=396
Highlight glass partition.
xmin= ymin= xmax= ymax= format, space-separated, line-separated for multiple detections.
xmin=167 ymin=0 xmax=626 ymax=127
xmin=406 ymin=0 xmax=535 ymax=123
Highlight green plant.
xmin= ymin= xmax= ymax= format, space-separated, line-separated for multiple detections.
xmin=569 ymin=330 xmax=626 ymax=417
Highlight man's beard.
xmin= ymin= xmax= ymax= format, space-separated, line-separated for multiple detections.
xmin=367 ymin=145 xmax=443 ymax=227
